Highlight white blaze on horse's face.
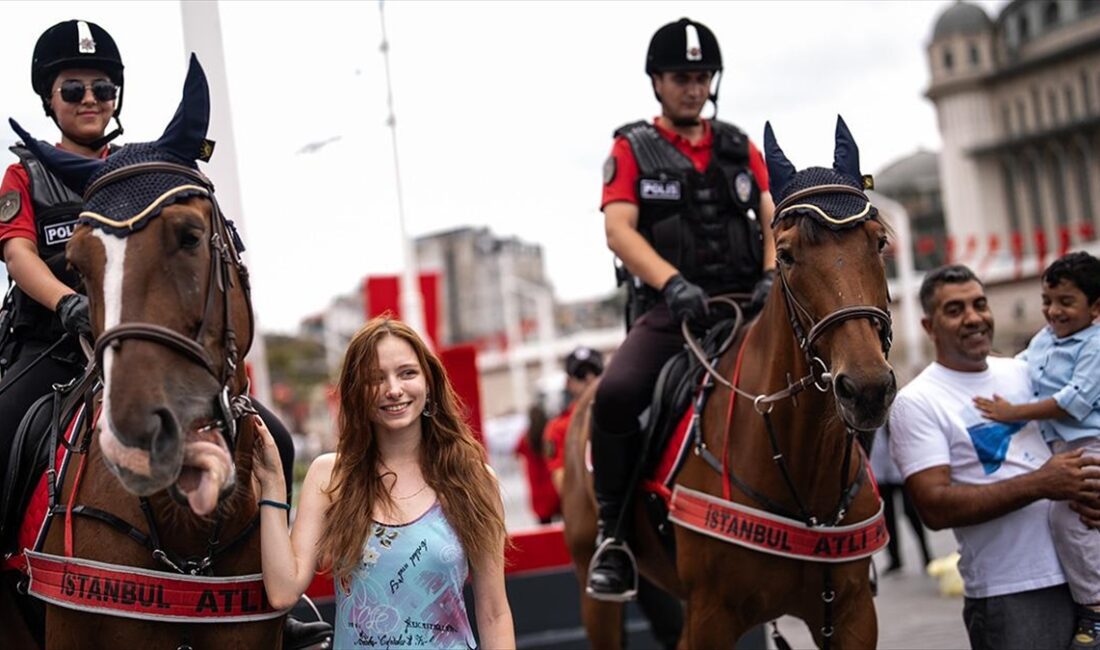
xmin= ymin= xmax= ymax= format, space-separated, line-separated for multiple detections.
xmin=91 ymin=230 xmax=147 ymax=474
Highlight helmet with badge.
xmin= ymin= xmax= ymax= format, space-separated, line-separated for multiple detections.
xmin=31 ymin=19 xmax=126 ymax=150
xmin=645 ymin=18 xmax=723 ymax=117
xmin=645 ymin=18 xmax=722 ymax=75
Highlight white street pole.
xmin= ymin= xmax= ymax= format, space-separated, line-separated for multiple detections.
xmin=378 ymin=1 xmax=426 ymax=338
xmin=872 ymin=192 xmax=922 ymax=381
xmin=179 ymin=1 xmax=272 ymax=406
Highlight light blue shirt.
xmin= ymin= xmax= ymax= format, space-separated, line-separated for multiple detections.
xmin=1018 ymin=323 xmax=1100 ymax=442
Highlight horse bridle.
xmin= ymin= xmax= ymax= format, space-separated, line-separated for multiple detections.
xmin=84 ymin=161 xmax=256 ymax=451
xmin=683 ymin=183 xmax=893 ymax=415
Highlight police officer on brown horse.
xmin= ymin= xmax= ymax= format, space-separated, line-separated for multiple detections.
xmin=0 ymin=20 xmax=299 ymax=560
xmin=0 ymin=20 xmax=126 ymax=486
xmin=589 ymin=17 xmax=777 ymax=601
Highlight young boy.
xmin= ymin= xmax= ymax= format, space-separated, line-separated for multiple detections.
xmin=975 ymin=250 xmax=1100 ymax=648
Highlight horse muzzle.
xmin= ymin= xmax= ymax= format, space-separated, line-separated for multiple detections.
xmin=98 ymin=410 xmax=236 ymax=516
xmin=831 ymin=368 xmax=897 ymax=432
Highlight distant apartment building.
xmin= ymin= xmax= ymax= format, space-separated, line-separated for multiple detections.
xmin=415 ymin=227 xmax=552 ymax=348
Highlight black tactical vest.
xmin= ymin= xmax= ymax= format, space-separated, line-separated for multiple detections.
xmin=616 ymin=120 xmax=764 ymax=297
xmin=7 ymin=145 xmax=83 ymax=340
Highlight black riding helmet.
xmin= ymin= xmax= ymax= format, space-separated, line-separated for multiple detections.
xmin=645 ymin=18 xmax=723 ymax=120
xmin=31 ymin=19 xmax=125 ymax=149
xmin=565 ymin=346 xmax=604 ymax=379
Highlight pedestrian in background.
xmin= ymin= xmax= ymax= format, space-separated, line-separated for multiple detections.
xmin=869 ymin=422 xmax=932 ymax=575
xmin=515 ymin=401 xmax=559 ymax=524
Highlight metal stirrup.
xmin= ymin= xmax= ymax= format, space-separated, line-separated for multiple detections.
xmin=585 ymin=537 xmax=639 ymax=602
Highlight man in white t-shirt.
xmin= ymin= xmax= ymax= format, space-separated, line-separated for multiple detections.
xmin=890 ymin=264 xmax=1100 ymax=650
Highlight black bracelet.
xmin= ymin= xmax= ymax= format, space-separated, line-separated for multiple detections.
xmin=259 ymin=499 xmax=290 ymax=511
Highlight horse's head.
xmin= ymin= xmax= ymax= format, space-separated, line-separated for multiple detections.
xmin=10 ymin=55 xmax=253 ymax=516
xmin=763 ymin=117 xmax=895 ymax=432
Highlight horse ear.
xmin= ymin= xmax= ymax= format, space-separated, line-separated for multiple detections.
xmin=833 ymin=115 xmax=862 ymax=180
xmin=8 ymin=118 xmax=105 ymax=194
xmin=154 ymin=53 xmax=210 ymax=162
xmin=764 ymin=121 xmax=796 ymax=196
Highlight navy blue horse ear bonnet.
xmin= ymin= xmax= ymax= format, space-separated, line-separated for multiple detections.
xmin=9 ymin=53 xmax=228 ymax=240
xmin=764 ymin=115 xmax=877 ymax=229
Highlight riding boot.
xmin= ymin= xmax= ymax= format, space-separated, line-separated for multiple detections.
xmin=587 ymin=423 xmax=641 ymax=602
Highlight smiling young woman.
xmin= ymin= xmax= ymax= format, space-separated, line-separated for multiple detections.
xmin=253 ymin=316 xmax=514 ymax=649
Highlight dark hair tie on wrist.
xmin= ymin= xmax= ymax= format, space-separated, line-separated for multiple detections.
xmin=259 ymin=499 xmax=290 ymax=511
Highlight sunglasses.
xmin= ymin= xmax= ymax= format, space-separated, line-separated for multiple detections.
xmin=55 ymin=79 xmax=118 ymax=104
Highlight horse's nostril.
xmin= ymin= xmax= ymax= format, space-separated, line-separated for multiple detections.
xmin=834 ymin=374 xmax=858 ymax=402
xmin=150 ymin=409 xmax=179 ymax=461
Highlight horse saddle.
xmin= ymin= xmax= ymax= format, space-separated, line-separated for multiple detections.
xmin=0 ymin=377 xmax=90 ymax=556
xmin=639 ymin=316 xmax=739 ymax=481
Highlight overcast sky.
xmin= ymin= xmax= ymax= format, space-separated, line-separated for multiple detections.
xmin=2 ymin=1 xmax=1004 ymax=333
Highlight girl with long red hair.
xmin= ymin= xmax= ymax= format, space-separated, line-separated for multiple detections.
xmin=253 ymin=316 xmax=514 ymax=648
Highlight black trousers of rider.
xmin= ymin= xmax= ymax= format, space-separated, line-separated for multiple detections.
xmin=593 ymin=304 xmax=686 ymax=437
xmin=0 ymin=336 xmax=84 ymax=487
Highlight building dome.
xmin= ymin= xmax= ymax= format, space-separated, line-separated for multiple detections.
xmin=932 ymin=1 xmax=993 ymax=40
xmin=875 ymin=150 xmax=940 ymax=196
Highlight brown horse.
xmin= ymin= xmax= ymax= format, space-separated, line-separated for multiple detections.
xmin=562 ymin=117 xmax=896 ymax=649
xmin=3 ymin=56 xmax=283 ymax=649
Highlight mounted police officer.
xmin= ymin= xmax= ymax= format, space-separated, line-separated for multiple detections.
xmin=589 ymin=17 xmax=777 ymax=601
xmin=0 ymin=20 xmax=125 ymax=483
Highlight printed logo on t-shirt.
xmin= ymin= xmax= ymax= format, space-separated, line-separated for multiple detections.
xmin=967 ymin=420 xmax=1026 ymax=474
xmin=640 ymin=179 xmax=682 ymax=201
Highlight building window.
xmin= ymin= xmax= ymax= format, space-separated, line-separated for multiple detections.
xmin=1044 ymin=1 xmax=1060 ymax=27
xmin=1048 ymin=89 xmax=1060 ymax=124
xmin=1002 ymin=104 xmax=1014 ymax=135
xmin=1081 ymin=69 xmax=1093 ymax=115
xmin=1002 ymin=161 xmax=1022 ymax=235
xmin=1083 ymin=0 xmax=1100 ymax=16
xmin=969 ymin=44 xmax=980 ymax=66
xmin=1032 ymin=86 xmax=1044 ymax=128
xmin=943 ymin=48 xmax=954 ymax=71
xmin=1020 ymin=14 xmax=1030 ymax=39
xmin=1075 ymin=145 xmax=1096 ymax=230
xmin=1048 ymin=151 xmax=1069 ymax=227
xmin=1024 ymin=156 xmax=1045 ymax=240
xmin=1016 ymin=98 xmax=1028 ymax=132
xmin=1065 ymin=85 xmax=1077 ymax=120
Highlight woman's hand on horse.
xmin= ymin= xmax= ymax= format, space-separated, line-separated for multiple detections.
xmin=252 ymin=415 xmax=287 ymax=501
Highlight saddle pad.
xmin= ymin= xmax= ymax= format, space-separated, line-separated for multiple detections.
xmin=1 ymin=404 xmax=85 ymax=573
xmin=642 ymin=407 xmax=696 ymax=502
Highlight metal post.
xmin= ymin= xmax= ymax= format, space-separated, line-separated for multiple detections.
xmin=179 ymin=1 xmax=272 ymax=405
xmin=378 ymin=1 xmax=426 ymax=338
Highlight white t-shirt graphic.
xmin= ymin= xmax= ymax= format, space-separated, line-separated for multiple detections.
xmin=889 ymin=357 xmax=1065 ymax=598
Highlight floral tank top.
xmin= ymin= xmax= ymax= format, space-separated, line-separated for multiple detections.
xmin=334 ymin=503 xmax=476 ymax=649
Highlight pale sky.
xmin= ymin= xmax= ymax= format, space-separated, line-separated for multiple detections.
xmin=2 ymin=1 xmax=1004 ymax=332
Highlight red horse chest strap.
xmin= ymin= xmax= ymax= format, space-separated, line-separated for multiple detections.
xmin=25 ymin=550 xmax=288 ymax=623
xmin=668 ymin=485 xmax=888 ymax=563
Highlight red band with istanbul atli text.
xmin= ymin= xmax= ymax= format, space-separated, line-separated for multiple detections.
xmin=669 ymin=485 xmax=888 ymax=563
xmin=25 ymin=550 xmax=287 ymax=623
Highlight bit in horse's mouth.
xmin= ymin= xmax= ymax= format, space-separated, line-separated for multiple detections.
xmin=172 ymin=420 xmax=235 ymax=516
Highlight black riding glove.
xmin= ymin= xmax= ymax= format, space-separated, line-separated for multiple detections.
xmin=56 ymin=293 xmax=92 ymax=339
xmin=661 ymin=274 xmax=709 ymax=324
xmin=750 ymin=269 xmax=776 ymax=312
